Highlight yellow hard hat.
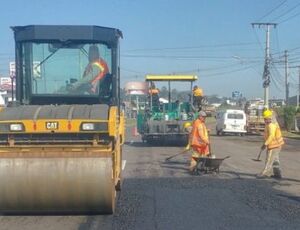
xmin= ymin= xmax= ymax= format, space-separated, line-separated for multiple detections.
xmin=263 ymin=109 xmax=273 ymax=119
xmin=183 ymin=122 xmax=192 ymax=128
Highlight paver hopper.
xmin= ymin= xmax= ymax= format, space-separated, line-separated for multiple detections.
xmin=0 ymin=25 xmax=124 ymax=214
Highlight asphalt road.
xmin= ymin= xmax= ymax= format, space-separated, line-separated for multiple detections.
xmin=1 ymin=124 xmax=300 ymax=230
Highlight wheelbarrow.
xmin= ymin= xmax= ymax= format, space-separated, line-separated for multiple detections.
xmin=192 ymin=156 xmax=230 ymax=175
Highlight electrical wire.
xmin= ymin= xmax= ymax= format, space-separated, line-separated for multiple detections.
xmin=271 ymin=46 xmax=300 ymax=56
xmin=166 ymin=62 xmax=246 ymax=75
xmin=271 ymin=1 xmax=300 ymax=22
xmin=123 ymin=42 xmax=260 ymax=52
xmin=252 ymin=28 xmax=265 ymax=55
xmin=270 ymin=70 xmax=283 ymax=92
xmin=270 ymin=63 xmax=285 ymax=85
xmin=278 ymin=10 xmax=300 ymax=24
xmin=256 ymin=0 xmax=287 ymax=22
xmin=121 ymin=67 xmax=146 ymax=74
xmin=200 ymin=64 xmax=261 ymax=77
xmin=121 ymin=54 xmax=263 ymax=61
xmin=275 ymin=29 xmax=281 ymax=53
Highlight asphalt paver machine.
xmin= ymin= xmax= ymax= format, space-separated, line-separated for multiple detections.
xmin=0 ymin=25 xmax=124 ymax=214
xmin=137 ymin=75 xmax=197 ymax=145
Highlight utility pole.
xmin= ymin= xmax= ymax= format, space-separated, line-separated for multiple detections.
xmin=251 ymin=23 xmax=277 ymax=109
xmin=295 ymin=66 xmax=300 ymax=132
xmin=296 ymin=66 xmax=300 ymax=110
xmin=289 ymin=65 xmax=300 ymax=131
xmin=297 ymin=66 xmax=300 ymax=132
xmin=284 ymin=50 xmax=289 ymax=105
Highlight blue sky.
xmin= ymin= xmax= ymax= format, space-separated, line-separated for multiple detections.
xmin=0 ymin=0 xmax=300 ymax=99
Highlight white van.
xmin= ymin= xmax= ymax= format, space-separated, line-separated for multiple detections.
xmin=216 ymin=109 xmax=247 ymax=136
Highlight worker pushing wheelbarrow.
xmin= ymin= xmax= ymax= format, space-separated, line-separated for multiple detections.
xmin=165 ymin=111 xmax=230 ymax=174
xmin=188 ymin=111 xmax=230 ymax=174
xmin=188 ymin=111 xmax=210 ymax=172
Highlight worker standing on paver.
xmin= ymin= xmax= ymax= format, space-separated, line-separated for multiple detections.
xmin=189 ymin=111 xmax=210 ymax=171
xmin=149 ymin=83 xmax=160 ymax=108
xmin=257 ymin=109 xmax=285 ymax=179
xmin=192 ymin=85 xmax=204 ymax=111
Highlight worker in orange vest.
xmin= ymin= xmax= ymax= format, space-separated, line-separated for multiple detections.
xmin=189 ymin=111 xmax=210 ymax=171
xmin=192 ymin=85 xmax=204 ymax=111
xmin=257 ymin=109 xmax=284 ymax=179
xmin=72 ymin=45 xmax=109 ymax=93
xmin=148 ymin=83 xmax=160 ymax=107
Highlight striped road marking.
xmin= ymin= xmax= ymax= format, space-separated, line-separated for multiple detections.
xmin=122 ymin=160 xmax=127 ymax=170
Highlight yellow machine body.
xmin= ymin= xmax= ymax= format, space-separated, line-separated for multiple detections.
xmin=0 ymin=106 xmax=125 ymax=214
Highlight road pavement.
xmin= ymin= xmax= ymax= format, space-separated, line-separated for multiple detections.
xmin=1 ymin=123 xmax=300 ymax=230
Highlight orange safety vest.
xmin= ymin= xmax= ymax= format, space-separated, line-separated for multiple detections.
xmin=193 ymin=88 xmax=203 ymax=97
xmin=264 ymin=122 xmax=284 ymax=150
xmin=85 ymin=59 xmax=109 ymax=92
xmin=190 ymin=119 xmax=209 ymax=155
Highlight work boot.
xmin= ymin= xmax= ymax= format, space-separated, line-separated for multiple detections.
xmin=189 ymin=167 xmax=198 ymax=175
xmin=272 ymin=168 xmax=282 ymax=179
xmin=273 ymin=163 xmax=282 ymax=179
xmin=256 ymin=173 xmax=268 ymax=179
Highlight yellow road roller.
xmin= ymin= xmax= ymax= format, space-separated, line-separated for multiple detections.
xmin=0 ymin=25 xmax=124 ymax=214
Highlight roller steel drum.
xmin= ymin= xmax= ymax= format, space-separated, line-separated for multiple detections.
xmin=0 ymin=157 xmax=114 ymax=214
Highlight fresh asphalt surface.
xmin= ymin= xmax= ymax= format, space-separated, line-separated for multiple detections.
xmin=1 ymin=123 xmax=300 ymax=230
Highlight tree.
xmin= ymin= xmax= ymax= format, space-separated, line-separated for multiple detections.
xmin=283 ymin=106 xmax=297 ymax=131
xmin=160 ymin=86 xmax=168 ymax=99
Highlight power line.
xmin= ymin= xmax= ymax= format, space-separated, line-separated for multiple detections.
xmin=275 ymin=28 xmax=281 ymax=53
xmin=270 ymin=46 xmax=300 ymax=58
xmin=270 ymin=1 xmax=300 ymax=22
xmin=201 ymin=64 xmax=260 ymax=77
xmin=123 ymin=42 xmax=260 ymax=52
xmin=121 ymin=54 xmax=263 ymax=61
xmin=252 ymin=28 xmax=265 ymax=54
xmin=270 ymin=70 xmax=283 ymax=92
xmin=270 ymin=63 xmax=285 ymax=85
xmin=167 ymin=62 xmax=250 ymax=75
xmin=278 ymin=10 xmax=300 ymax=24
xmin=256 ymin=0 xmax=287 ymax=22
xmin=121 ymin=61 xmax=259 ymax=77
xmin=121 ymin=67 xmax=146 ymax=74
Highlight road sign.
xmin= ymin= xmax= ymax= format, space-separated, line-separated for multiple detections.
xmin=232 ymin=91 xmax=242 ymax=99
xmin=9 ymin=62 xmax=15 ymax=79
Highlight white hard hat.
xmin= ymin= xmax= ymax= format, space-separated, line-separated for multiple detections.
xmin=198 ymin=111 xmax=207 ymax=117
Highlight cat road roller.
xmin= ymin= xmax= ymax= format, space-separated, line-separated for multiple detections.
xmin=0 ymin=25 xmax=124 ymax=214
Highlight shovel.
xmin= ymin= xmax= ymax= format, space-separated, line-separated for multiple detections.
xmin=165 ymin=148 xmax=190 ymax=161
xmin=252 ymin=149 xmax=263 ymax=162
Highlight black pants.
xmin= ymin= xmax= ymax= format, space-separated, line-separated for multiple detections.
xmin=150 ymin=94 xmax=159 ymax=107
xmin=193 ymin=96 xmax=203 ymax=111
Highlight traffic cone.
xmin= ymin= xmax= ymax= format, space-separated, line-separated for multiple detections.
xmin=132 ymin=126 xmax=139 ymax=136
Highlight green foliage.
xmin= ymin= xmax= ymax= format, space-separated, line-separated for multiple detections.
xmin=283 ymin=106 xmax=297 ymax=131
xmin=274 ymin=107 xmax=284 ymax=116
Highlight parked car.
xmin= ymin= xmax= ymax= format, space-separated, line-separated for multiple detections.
xmin=216 ymin=109 xmax=247 ymax=136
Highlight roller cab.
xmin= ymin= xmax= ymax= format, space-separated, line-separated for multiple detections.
xmin=0 ymin=25 xmax=124 ymax=214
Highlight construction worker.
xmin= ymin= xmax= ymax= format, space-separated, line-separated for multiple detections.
xmin=257 ymin=109 xmax=284 ymax=179
xmin=148 ymin=83 xmax=160 ymax=108
xmin=189 ymin=111 xmax=210 ymax=172
xmin=72 ymin=45 xmax=109 ymax=93
xmin=184 ymin=122 xmax=193 ymax=150
xmin=192 ymin=85 xmax=204 ymax=111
